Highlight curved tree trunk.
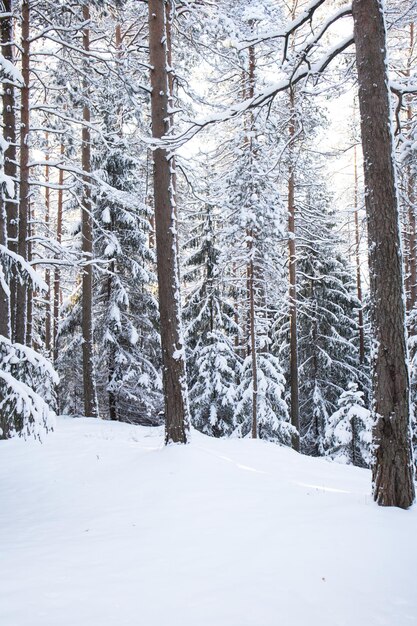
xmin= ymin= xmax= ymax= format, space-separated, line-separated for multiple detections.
xmin=352 ymin=0 xmax=415 ymax=508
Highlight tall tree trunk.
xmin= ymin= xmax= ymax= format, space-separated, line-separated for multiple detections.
xmin=353 ymin=143 xmax=365 ymax=364
xmin=245 ymin=43 xmax=258 ymax=440
xmin=53 ymin=142 xmax=64 ymax=364
xmin=107 ymin=254 xmax=117 ymax=421
xmin=1 ymin=0 xmax=17 ymax=340
xmin=106 ymin=20 xmax=122 ymax=422
xmin=148 ymin=0 xmax=190 ymax=444
xmin=0 ymin=191 xmax=11 ymax=438
xmin=44 ymin=141 xmax=52 ymax=355
xmin=15 ymin=0 xmax=30 ymax=345
xmin=0 ymin=191 xmax=10 ymax=340
xmin=352 ymin=0 xmax=415 ymax=508
xmin=406 ymin=23 xmax=416 ymax=312
xmin=81 ymin=4 xmax=99 ymax=418
xmin=288 ymin=88 xmax=300 ymax=451
xmin=25 ymin=203 xmax=33 ymax=346
xmin=248 ymin=252 xmax=258 ymax=439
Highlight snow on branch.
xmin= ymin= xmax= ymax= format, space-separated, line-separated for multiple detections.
xmin=155 ymin=35 xmax=355 ymax=149
xmin=0 ymin=54 xmax=23 ymax=86
xmin=239 ymin=1 xmax=352 ymax=57
xmin=0 ymin=245 xmax=48 ymax=292
xmin=0 ymin=371 xmax=55 ymax=439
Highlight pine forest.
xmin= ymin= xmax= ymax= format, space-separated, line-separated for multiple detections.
xmin=1 ymin=1 xmax=417 ymax=624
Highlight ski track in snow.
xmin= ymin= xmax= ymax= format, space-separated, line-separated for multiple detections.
xmin=0 ymin=416 xmax=416 ymax=626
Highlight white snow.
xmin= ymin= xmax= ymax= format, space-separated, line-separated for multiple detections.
xmin=1 ymin=416 xmax=416 ymax=626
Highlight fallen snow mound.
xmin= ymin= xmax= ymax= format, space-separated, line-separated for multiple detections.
xmin=1 ymin=417 xmax=416 ymax=626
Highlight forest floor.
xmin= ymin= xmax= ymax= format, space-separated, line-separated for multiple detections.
xmin=1 ymin=416 xmax=416 ymax=626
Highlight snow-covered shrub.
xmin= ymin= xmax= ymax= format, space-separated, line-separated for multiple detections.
xmin=235 ymin=353 xmax=293 ymax=445
xmin=0 ymin=336 xmax=57 ymax=440
xmin=325 ymin=382 xmax=372 ymax=467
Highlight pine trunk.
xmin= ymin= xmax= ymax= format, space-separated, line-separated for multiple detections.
xmin=53 ymin=143 xmax=64 ymax=364
xmin=1 ymin=0 xmax=17 ymax=340
xmin=15 ymin=0 xmax=30 ymax=345
xmin=288 ymin=88 xmax=300 ymax=451
xmin=352 ymin=0 xmax=415 ymax=508
xmin=406 ymin=24 xmax=416 ymax=312
xmin=0 ymin=194 xmax=10 ymax=340
xmin=44 ymin=143 xmax=52 ymax=354
xmin=246 ymin=43 xmax=258 ymax=440
xmin=26 ymin=203 xmax=33 ymax=346
xmin=81 ymin=5 xmax=99 ymax=418
xmin=148 ymin=0 xmax=190 ymax=444
xmin=353 ymin=144 xmax=365 ymax=364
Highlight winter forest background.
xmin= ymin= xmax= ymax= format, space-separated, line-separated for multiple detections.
xmin=1 ymin=0 xmax=417 ymax=504
xmin=2 ymin=0 xmax=417 ymax=623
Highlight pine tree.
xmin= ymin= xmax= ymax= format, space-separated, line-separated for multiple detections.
xmin=325 ymin=382 xmax=372 ymax=468
xmin=183 ymin=194 xmax=240 ymax=437
xmin=353 ymin=0 xmax=415 ymax=508
xmin=148 ymin=0 xmax=190 ymax=444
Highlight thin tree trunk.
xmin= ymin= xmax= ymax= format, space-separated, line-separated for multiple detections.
xmin=107 ymin=255 xmax=117 ymax=421
xmin=148 ymin=0 xmax=190 ymax=444
xmin=248 ymin=253 xmax=258 ymax=439
xmin=352 ymin=0 xmax=415 ymax=508
xmin=44 ymin=140 xmax=52 ymax=354
xmin=15 ymin=0 xmax=30 ymax=345
xmin=288 ymin=88 xmax=300 ymax=451
xmin=0 ymin=190 xmax=10 ymax=437
xmin=244 ymin=42 xmax=259 ymax=439
xmin=353 ymin=143 xmax=365 ymax=364
xmin=0 ymin=194 xmax=10 ymax=340
xmin=53 ymin=142 xmax=64 ymax=364
xmin=81 ymin=4 xmax=99 ymax=418
xmin=1 ymin=1 xmax=17 ymax=340
xmin=25 ymin=203 xmax=33 ymax=346
xmin=105 ymin=20 xmax=123 ymax=422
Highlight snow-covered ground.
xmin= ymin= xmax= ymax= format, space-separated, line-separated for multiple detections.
xmin=1 ymin=417 xmax=416 ymax=626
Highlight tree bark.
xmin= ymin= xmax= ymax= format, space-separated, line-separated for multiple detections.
xmin=25 ymin=203 xmax=33 ymax=346
xmin=352 ymin=0 xmax=415 ymax=508
xmin=1 ymin=0 xmax=17 ymax=340
xmin=353 ymin=143 xmax=365 ymax=364
xmin=53 ymin=142 xmax=64 ymax=364
xmin=245 ymin=43 xmax=258 ymax=440
xmin=288 ymin=88 xmax=300 ymax=451
xmin=15 ymin=0 xmax=30 ymax=345
xmin=44 ymin=141 xmax=52 ymax=355
xmin=0 ymin=190 xmax=10 ymax=340
xmin=406 ymin=23 xmax=416 ymax=312
xmin=81 ymin=4 xmax=99 ymax=418
xmin=148 ymin=0 xmax=190 ymax=444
